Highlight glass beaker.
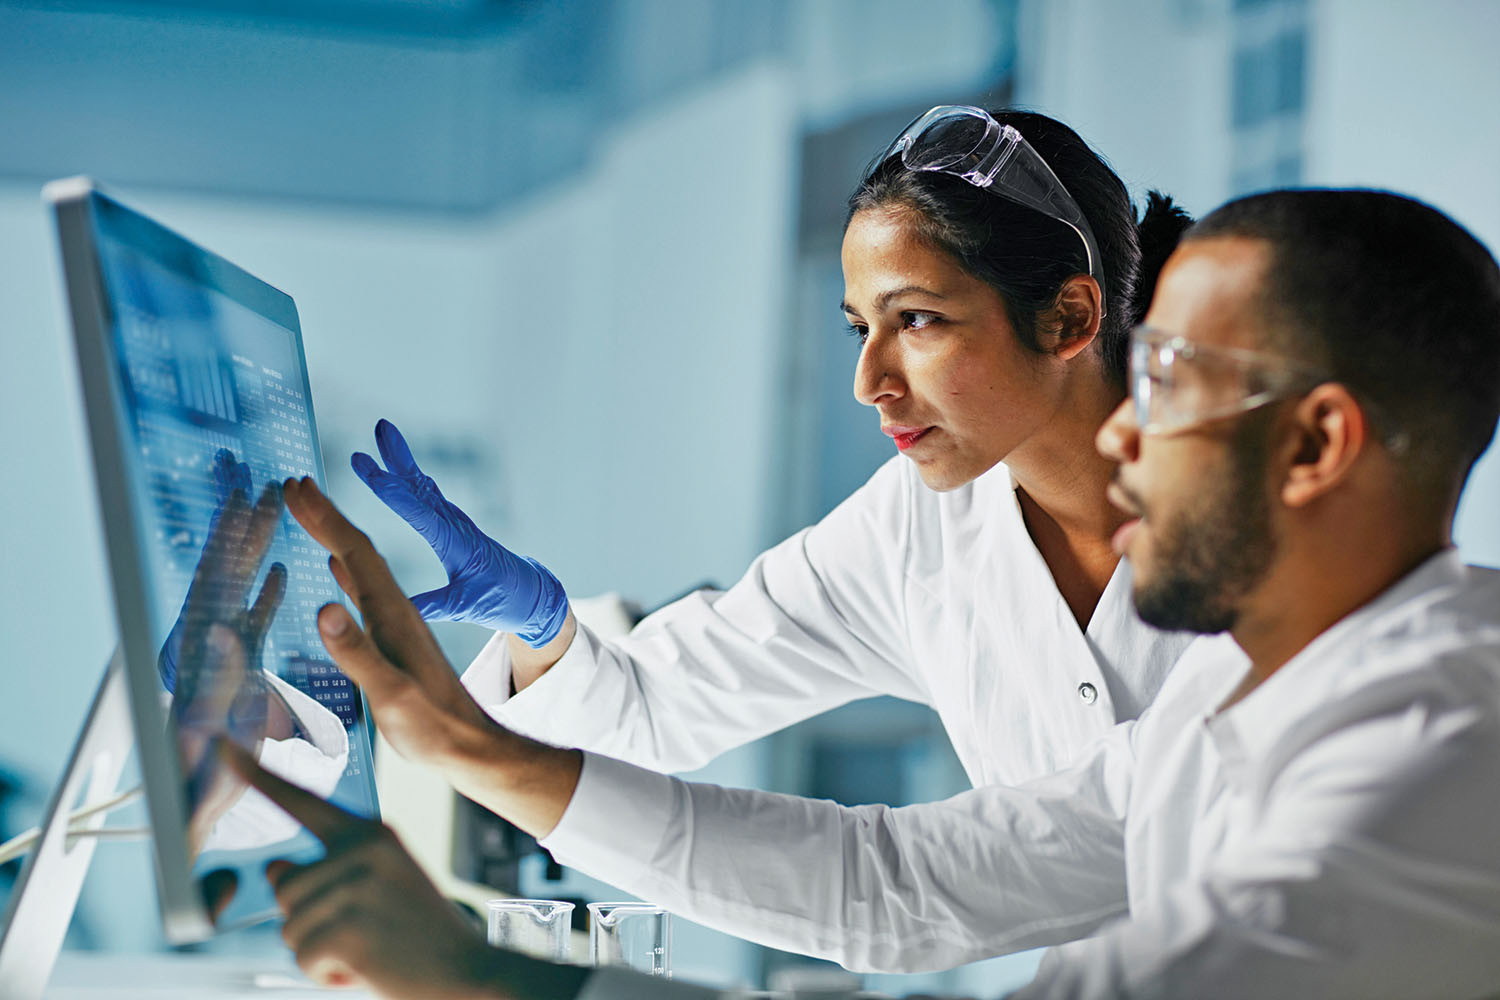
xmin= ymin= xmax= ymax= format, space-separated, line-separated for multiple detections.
xmin=486 ymin=898 xmax=574 ymax=962
xmin=587 ymin=901 xmax=671 ymax=977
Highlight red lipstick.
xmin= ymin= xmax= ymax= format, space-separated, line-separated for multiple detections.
xmin=882 ymin=425 xmax=930 ymax=451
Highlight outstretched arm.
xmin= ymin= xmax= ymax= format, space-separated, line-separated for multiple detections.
xmin=355 ymin=422 xmax=930 ymax=774
xmin=538 ymin=732 xmax=1134 ymax=973
xmin=282 ymin=476 xmax=1131 ymax=973
xmin=468 ymin=456 xmax=931 ymax=773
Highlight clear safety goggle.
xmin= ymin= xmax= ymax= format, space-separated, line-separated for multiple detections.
xmin=1130 ymin=326 xmax=1327 ymax=436
xmin=870 ymin=105 xmax=1106 ymax=315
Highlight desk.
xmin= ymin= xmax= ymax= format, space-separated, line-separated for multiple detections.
xmin=45 ymin=951 xmax=372 ymax=999
xmin=45 ymin=951 xmax=891 ymax=999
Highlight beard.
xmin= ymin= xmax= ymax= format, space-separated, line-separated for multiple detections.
xmin=1132 ymin=416 xmax=1277 ymax=634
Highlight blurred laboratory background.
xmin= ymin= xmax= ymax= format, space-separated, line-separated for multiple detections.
xmin=2 ymin=0 xmax=1498 ymax=993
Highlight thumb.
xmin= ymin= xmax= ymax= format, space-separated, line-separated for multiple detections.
xmin=408 ymin=586 xmax=458 ymax=623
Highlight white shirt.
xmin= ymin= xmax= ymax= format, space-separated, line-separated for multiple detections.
xmin=465 ymin=455 xmax=1195 ymax=787
xmin=549 ymin=551 xmax=1500 ymax=997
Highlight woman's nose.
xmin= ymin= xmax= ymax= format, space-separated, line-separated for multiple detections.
xmin=853 ymin=335 xmax=904 ymax=408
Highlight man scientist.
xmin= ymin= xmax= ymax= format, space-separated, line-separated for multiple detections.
xmin=222 ymin=186 xmax=1500 ymax=998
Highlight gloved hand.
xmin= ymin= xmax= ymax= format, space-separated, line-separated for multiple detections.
xmin=351 ymin=419 xmax=568 ymax=648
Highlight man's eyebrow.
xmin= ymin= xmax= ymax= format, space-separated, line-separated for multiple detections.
xmin=841 ymin=285 xmax=949 ymax=316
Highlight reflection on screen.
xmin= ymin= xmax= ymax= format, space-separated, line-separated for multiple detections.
xmin=94 ymin=229 xmax=376 ymax=928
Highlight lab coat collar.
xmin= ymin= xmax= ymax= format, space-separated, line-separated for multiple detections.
xmin=1203 ymin=547 xmax=1466 ymax=792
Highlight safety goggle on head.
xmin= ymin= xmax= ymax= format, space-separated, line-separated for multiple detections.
xmin=869 ymin=105 xmax=1106 ymax=315
xmin=1130 ymin=326 xmax=1328 ymax=436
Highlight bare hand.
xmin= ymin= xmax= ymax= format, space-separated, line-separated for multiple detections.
xmin=220 ymin=741 xmax=590 ymax=1000
xmin=281 ymin=476 xmax=581 ymax=837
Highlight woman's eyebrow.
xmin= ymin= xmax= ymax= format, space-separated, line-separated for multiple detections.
xmin=841 ymin=284 xmax=949 ymax=316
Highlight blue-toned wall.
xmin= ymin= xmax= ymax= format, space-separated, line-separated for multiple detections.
xmin=0 ymin=1 xmax=1013 ymax=991
xmin=1018 ymin=0 xmax=1500 ymax=567
xmin=0 ymin=63 xmax=801 ymax=982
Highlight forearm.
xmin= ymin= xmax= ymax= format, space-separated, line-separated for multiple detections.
xmin=541 ymin=752 xmax=1130 ymax=973
xmin=474 ymin=570 xmax=924 ymax=774
xmin=437 ymin=717 xmax=584 ymax=839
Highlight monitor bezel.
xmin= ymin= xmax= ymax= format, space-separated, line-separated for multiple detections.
xmin=46 ymin=176 xmax=362 ymax=943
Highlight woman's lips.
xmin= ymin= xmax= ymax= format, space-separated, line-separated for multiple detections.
xmin=883 ymin=425 xmax=931 ymax=451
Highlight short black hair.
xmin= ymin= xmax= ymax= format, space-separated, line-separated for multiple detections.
xmin=847 ymin=109 xmax=1191 ymax=388
xmin=1189 ymin=189 xmax=1500 ymax=496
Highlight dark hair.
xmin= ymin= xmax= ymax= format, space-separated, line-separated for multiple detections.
xmin=846 ymin=109 xmax=1192 ymax=387
xmin=1189 ymin=188 xmax=1500 ymax=492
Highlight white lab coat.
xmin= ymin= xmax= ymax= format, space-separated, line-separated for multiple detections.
xmin=465 ymin=455 xmax=1197 ymax=789
xmin=558 ymin=551 xmax=1500 ymax=997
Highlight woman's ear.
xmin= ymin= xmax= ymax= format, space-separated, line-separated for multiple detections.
xmin=1049 ymin=275 xmax=1104 ymax=361
xmin=1281 ymin=383 xmax=1368 ymax=508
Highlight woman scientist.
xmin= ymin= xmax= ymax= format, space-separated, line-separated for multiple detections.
xmin=354 ymin=107 xmax=1193 ymax=797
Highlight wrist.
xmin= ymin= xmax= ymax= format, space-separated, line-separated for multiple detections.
xmin=509 ymin=610 xmax=577 ymax=693
xmin=443 ymin=721 xmax=584 ymax=840
xmin=435 ymin=710 xmax=513 ymax=775
xmin=514 ymin=558 xmax=569 ymax=648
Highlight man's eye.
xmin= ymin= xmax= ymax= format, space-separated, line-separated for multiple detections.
xmin=903 ymin=311 xmax=938 ymax=330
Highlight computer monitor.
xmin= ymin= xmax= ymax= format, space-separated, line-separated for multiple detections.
xmin=8 ymin=178 xmax=379 ymax=959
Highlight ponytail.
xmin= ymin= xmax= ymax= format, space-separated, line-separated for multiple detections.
xmin=1131 ymin=191 xmax=1194 ymax=327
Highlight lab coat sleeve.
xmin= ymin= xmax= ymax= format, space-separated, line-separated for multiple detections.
xmin=541 ymin=723 xmax=1136 ymax=974
xmin=465 ymin=457 xmax=931 ymax=773
xmin=1013 ymin=664 xmax=1500 ymax=999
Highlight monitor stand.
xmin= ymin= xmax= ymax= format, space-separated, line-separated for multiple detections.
xmin=0 ymin=650 xmax=135 ymax=1000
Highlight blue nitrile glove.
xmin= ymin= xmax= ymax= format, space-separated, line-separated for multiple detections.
xmin=159 ymin=449 xmax=254 ymax=693
xmin=351 ymin=418 xmax=569 ymax=648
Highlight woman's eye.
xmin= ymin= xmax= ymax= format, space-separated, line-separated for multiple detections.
xmin=902 ymin=311 xmax=938 ymax=331
xmin=845 ymin=323 xmax=869 ymax=345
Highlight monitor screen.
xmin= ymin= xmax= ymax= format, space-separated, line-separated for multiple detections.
xmin=51 ymin=180 xmax=378 ymax=939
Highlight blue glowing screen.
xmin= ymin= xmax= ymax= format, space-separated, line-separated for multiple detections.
xmin=89 ymin=192 xmax=377 ymax=930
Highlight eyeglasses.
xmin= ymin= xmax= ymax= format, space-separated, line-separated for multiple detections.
xmin=1130 ymin=326 xmax=1327 ymax=436
xmin=869 ymin=105 xmax=1106 ymax=315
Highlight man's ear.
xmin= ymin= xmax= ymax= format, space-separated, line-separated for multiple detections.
xmin=1049 ymin=275 xmax=1104 ymax=361
xmin=1281 ymin=383 xmax=1368 ymax=508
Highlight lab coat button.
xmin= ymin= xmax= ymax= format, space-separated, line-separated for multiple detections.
xmin=1078 ymin=682 xmax=1098 ymax=705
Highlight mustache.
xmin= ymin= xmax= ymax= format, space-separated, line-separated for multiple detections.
xmin=1108 ymin=473 xmax=1147 ymax=519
